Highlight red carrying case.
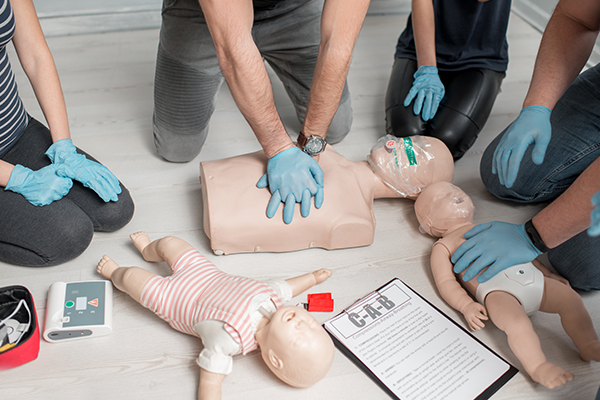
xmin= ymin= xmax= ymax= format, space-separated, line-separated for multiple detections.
xmin=0 ymin=285 xmax=40 ymax=370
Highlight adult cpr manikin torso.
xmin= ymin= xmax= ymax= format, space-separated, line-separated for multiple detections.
xmin=200 ymin=136 xmax=453 ymax=255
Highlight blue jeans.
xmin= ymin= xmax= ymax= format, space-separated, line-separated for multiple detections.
xmin=0 ymin=118 xmax=134 ymax=267
xmin=480 ymin=64 xmax=600 ymax=291
xmin=153 ymin=0 xmax=352 ymax=162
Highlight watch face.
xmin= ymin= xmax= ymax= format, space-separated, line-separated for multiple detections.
xmin=304 ymin=136 xmax=326 ymax=155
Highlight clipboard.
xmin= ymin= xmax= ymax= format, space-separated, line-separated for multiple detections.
xmin=323 ymin=278 xmax=518 ymax=400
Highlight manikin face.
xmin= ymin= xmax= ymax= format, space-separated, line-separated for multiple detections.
xmin=415 ymin=181 xmax=475 ymax=237
xmin=267 ymin=306 xmax=328 ymax=349
xmin=257 ymin=305 xmax=334 ymax=388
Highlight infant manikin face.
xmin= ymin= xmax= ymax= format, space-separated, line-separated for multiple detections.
xmin=414 ymin=181 xmax=475 ymax=237
xmin=257 ymin=305 xmax=334 ymax=388
xmin=367 ymin=135 xmax=454 ymax=197
xmin=268 ymin=306 xmax=323 ymax=343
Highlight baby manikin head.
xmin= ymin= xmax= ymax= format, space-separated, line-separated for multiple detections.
xmin=414 ymin=181 xmax=475 ymax=237
xmin=367 ymin=135 xmax=454 ymax=198
xmin=255 ymin=306 xmax=335 ymax=388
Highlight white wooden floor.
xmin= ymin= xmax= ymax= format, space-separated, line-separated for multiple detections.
xmin=1 ymin=12 xmax=599 ymax=400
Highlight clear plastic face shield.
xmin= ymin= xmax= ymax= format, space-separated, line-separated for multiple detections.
xmin=417 ymin=183 xmax=475 ymax=236
xmin=367 ymin=135 xmax=436 ymax=197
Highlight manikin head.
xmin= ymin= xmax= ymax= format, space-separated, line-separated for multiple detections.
xmin=254 ymin=305 xmax=335 ymax=388
xmin=414 ymin=181 xmax=475 ymax=237
xmin=367 ymin=135 xmax=454 ymax=198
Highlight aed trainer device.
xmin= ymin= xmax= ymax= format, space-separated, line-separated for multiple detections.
xmin=43 ymin=280 xmax=113 ymax=342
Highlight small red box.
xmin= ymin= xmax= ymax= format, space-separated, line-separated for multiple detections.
xmin=307 ymin=292 xmax=334 ymax=312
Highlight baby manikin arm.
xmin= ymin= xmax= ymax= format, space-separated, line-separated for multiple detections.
xmin=431 ymin=243 xmax=488 ymax=331
xmin=198 ymin=368 xmax=225 ymax=400
xmin=200 ymin=146 xmax=399 ymax=255
xmin=431 ymin=243 xmax=482 ymax=316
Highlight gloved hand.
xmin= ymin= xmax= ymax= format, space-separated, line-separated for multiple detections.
xmin=256 ymin=146 xmax=324 ymax=224
xmin=588 ymin=190 xmax=600 ymax=236
xmin=492 ymin=105 xmax=551 ymax=188
xmin=403 ymin=65 xmax=445 ymax=121
xmin=4 ymin=164 xmax=73 ymax=206
xmin=45 ymin=139 xmax=121 ymax=202
xmin=451 ymin=221 xmax=542 ymax=283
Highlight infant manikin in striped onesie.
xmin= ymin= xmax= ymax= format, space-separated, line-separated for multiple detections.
xmin=97 ymin=231 xmax=334 ymax=399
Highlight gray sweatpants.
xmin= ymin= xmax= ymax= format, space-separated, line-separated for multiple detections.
xmin=153 ymin=0 xmax=353 ymax=162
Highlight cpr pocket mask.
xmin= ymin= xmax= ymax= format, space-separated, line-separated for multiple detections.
xmin=0 ymin=285 xmax=40 ymax=370
xmin=367 ymin=135 xmax=435 ymax=197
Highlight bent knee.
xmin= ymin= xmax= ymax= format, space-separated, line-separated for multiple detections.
xmin=37 ymin=220 xmax=94 ymax=266
xmin=385 ymin=105 xmax=424 ymax=138
xmin=479 ymin=144 xmax=544 ymax=203
xmin=429 ymin=109 xmax=481 ymax=160
xmin=153 ymin=120 xmax=208 ymax=163
xmin=93 ymin=188 xmax=135 ymax=232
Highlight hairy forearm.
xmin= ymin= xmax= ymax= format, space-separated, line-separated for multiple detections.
xmin=200 ymin=0 xmax=292 ymax=158
xmin=216 ymin=43 xmax=293 ymax=157
xmin=523 ymin=0 xmax=600 ymax=109
xmin=302 ymin=44 xmax=351 ymax=137
xmin=411 ymin=0 xmax=436 ymax=67
xmin=532 ymin=157 xmax=600 ymax=249
xmin=302 ymin=0 xmax=369 ymax=138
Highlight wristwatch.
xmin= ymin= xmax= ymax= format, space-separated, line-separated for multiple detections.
xmin=297 ymin=132 xmax=327 ymax=156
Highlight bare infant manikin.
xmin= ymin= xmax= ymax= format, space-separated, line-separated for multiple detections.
xmin=200 ymin=135 xmax=454 ymax=255
xmin=97 ymin=232 xmax=335 ymax=400
xmin=414 ymin=181 xmax=600 ymax=389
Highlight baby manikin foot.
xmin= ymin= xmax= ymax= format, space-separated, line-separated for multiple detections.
xmin=313 ymin=269 xmax=332 ymax=284
xmin=579 ymin=341 xmax=600 ymax=362
xmin=130 ymin=231 xmax=151 ymax=253
xmin=529 ymin=362 xmax=573 ymax=389
xmin=97 ymin=255 xmax=120 ymax=280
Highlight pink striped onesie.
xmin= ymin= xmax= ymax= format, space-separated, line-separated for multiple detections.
xmin=139 ymin=249 xmax=284 ymax=355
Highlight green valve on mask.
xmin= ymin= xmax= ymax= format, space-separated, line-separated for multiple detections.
xmin=403 ymin=137 xmax=417 ymax=165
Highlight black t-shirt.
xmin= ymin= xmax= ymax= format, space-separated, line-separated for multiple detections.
xmin=395 ymin=0 xmax=512 ymax=72
xmin=253 ymin=0 xmax=284 ymax=11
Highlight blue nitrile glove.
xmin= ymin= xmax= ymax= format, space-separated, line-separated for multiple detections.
xmin=45 ymin=139 xmax=121 ymax=202
xmin=588 ymin=190 xmax=600 ymax=236
xmin=403 ymin=65 xmax=445 ymax=121
xmin=492 ymin=106 xmax=551 ymax=188
xmin=451 ymin=221 xmax=542 ymax=283
xmin=256 ymin=146 xmax=324 ymax=224
xmin=5 ymin=164 xmax=73 ymax=206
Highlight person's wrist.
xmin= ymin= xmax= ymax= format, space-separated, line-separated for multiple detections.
xmin=46 ymin=138 xmax=75 ymax=163
xmin=269 ymin=146 xmax=299 ymax=162
xmin=521 ymin=105 xmax=551 ymax=117
xmin=296 ymin=131 xmax=327 ymax=156
xmin=523 ymin=219 xmax=549 ymax=253
xmin=414 ymin=65 xmax=438 ymax=78
xmin=266 ymin=142 xmax=295 ymax=159
xmin=5 ymin=164 xmax=30 ymax=191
